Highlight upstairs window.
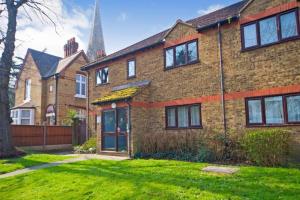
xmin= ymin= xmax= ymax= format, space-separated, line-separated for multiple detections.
xmin=246 ymin=94 xmax=300 ymax=126
xmin=96 ymin=67 xmax=109 ymax=85
xmin=242 ymin=9 xmax=300 ymax=50
xmin=75 ymin=74 xmax=86 ymax=98
xmin=127 ymin=59 xmax=136 ymax=78
xmin=165 ymin=40 xmax=198 ymax=69
xmin=166 ymin=104 xmax=202 ymax=129
xmin=24 ymin=79 xmax=31 ymax=101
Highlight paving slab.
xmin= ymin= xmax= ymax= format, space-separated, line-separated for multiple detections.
xmin=0 ymin=154 xmax=129 ymax=179
xmin=202 ymin=166 xmax=239 ymax=174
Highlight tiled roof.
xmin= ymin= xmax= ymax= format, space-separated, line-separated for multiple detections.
xmin=82 ymin=0 xmax=249 ymax=69
xmin=92 ymin=87 xmax=139 ymax=105
xmin=27 ymin=49 xmax=86 ymax=78
xmin=28 ymin=48 xmax=61 ymax=78
xmin=56 ymin=51 xmax=83 ymax=74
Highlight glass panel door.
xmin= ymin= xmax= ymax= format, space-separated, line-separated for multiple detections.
xmin=102 ymin=108 xmax=128 ymax=152
xmin=102 ymin=110 xmax=116 ymax=150
xmin=117 ymin=108 xmax=128 ymax=152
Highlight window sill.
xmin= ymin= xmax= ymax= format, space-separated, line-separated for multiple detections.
xmin=165 ymin=126 xmax=203 ymax=130
xmin=96 ymin=83 xmax=110 ymax=87
xmin=127 ymin=76 xmax=136 ymax=80
xmin=241 ymin=36 xmax=300 ymax=52
xmin=75 ymin=95 xmax=87 ymax=99
xmin=164 ymin=60 xmax=200 ymax=71
xmin=246 ymin=123 xmax=300 ymax=128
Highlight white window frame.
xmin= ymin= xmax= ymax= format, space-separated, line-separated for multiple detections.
xmin=75 ymin=74 xmax=87 ymax=98
xmin=11 ymin=109 xmax=34 ymax=125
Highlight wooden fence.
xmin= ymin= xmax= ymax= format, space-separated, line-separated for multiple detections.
xmin=11 ymin=125 xmax=73 ymax=147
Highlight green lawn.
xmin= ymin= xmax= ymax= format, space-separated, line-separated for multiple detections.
xmin=0 ymin=153 xmax=74 ymax=174
xmin=0 ymin=159 xmax=299 ymax=200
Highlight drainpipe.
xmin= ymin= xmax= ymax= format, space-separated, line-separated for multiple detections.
xmin=125 ymin=99 xmax=132 ymax=158
xmin=217 ymin=23 xmax=228 ymax=158
xmin=54 ymin=74 xmax=59 ymax=125
xmin=86 ymin=71 xmax=90 ymax=141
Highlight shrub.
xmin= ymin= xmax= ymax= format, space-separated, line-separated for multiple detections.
xmin=74 ymin=136 xmax=97 ymax=154
xmin=241 ymin=129 xmax=291 ymax=167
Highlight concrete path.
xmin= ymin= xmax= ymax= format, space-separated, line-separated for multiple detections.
xmin=202 ymin=166 xmax=239 ymax=174
xmin=0 ymin=154 xmax=129 ymax=179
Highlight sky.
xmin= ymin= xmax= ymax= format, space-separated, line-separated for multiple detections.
xmin=1 ymin=0 xmax=241 ymax=58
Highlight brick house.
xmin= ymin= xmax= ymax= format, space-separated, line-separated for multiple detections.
xmin=82 ymin=0 xmax=300 ymax=160
xmin=12 ymin=38 xmax=89 ymax=126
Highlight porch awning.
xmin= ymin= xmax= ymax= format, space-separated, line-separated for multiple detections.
xmin=92 ymin=87 xmax=139 ymax=105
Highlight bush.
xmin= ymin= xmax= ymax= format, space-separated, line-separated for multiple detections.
xmin=74 ymin=136 xmax=97 ymax=154
xmin=241 ymin=129 xmax=291 ymax=167
xmin=135 ymin=129 xmax=225 ymax=162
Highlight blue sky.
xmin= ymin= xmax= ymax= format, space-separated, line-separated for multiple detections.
xmin=6 ymin=0 xmax=241 ymax=57
xmin=73 ymin=0 xmax=240 ymax=54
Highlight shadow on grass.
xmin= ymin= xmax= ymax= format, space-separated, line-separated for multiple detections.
xmin=37 ymin=159 xmax=300 ymax=199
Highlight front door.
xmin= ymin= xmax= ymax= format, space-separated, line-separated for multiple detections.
xmin=102 ymin=108 xmax=128 ymax=152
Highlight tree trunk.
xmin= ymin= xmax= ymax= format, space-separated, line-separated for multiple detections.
xmin=0 ymin=2 xmax=18 ymax=157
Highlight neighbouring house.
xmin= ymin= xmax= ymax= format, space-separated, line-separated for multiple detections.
xmin=81 ymin=0 xmax=300 ymax=161
xmin=11 ymin=38 xmax=89 ymax=126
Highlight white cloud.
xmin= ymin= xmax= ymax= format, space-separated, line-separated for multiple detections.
xmin=117 ymin=12 xmax=128 ymax=22
xmin=1 ymin=0 xmax=93 ymax=58
xmin=197 ymin=4 xmax=225 ymax=16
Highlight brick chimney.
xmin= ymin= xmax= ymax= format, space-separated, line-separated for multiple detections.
xmin=64 ymin=37 xmax=79 ymax=57
xmin=96 ymin=49 xmax=106 ymax=59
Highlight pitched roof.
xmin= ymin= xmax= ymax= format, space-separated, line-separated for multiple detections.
xmin=26 ymin=49 xmax=87 ymax=78
xmin=55 ymin=50 xmax=83 ymax=74
xmin=28 ymin=48 xmax=61 ymax=78
xmin=82 ymin=0 xmax=249 ymax=70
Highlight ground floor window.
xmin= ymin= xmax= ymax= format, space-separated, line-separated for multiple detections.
xmin=10 ymin=109 xmax=35 ymax=125
xmin=166 ymin=104 xmax=202 ymax=129
xmin=246 ymin=93 xmax=300 ymax=126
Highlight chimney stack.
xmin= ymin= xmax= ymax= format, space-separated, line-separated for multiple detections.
xmin=64 ymin=37 xmax=79 ymax=57
xmin=96 ymin=49 xmax=106 ymax=59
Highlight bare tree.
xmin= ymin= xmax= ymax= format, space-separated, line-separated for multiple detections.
xmin=0 ymin=0 xmax=56 ymax=157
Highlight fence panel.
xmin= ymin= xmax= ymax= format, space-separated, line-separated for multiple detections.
xmin=11 ymin=125 xmax=72 ymax=147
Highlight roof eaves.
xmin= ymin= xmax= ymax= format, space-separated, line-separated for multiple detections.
xmin=197 ymin=15 xmax=240 ymax=31
xmin=81 ymin=39 xmax=164 ymax=71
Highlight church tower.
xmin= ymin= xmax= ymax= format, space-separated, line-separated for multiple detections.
xmin=87 ymin=0 xmax=106 ymax=61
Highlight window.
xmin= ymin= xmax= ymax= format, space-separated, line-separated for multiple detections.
xmin=242 ymin=9 xmax=299 ymax=50
xmin=11 ymin=110 xmax=18 ymax=124
xmin=75 ymin=74 xmax=86 ymax=98
xmin=166 ymin=104 xmax=201 ymax=129
xmin=127 ymin=59 xmax=136 ymax=78
xmin=165 ymin=40 xmax=198 ymax=69
xmin=96 ymin=67 xmax=109 ymax=85
xmin=21 ymin=110 xmax=31 ymax=125
xmin=243 ymin=23 xmax=258 ymax=48
xmin=49 ymin=85 xmax=53 ymax=92
xmin=246 ymin=94 xmax=300 ymax=126
xmin=259 ymin=16 xmax=278 ymax=45
xmin=24 ymin=79 xmax=31 ymax=101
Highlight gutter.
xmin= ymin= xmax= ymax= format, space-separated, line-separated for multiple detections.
xmin=197 ymin=16 xmax=239 ymax=32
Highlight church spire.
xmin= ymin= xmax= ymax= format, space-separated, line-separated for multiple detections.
xmin=87 ymin=0 xmax=106 ymax=61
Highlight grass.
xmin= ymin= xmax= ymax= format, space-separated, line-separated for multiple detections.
xmin=0 ymin=159 xmax=299 ymax=200
xmin=0 ymin=152 xmax=74 ymax=174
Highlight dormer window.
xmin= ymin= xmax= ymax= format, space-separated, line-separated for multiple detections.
xmin=165 ymin=40 xmax=199 ymax=70
xmin=242 ymin=9 xmax=299 ymax=50
xmin=24 ymin=79 xmax=31 ymax=101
